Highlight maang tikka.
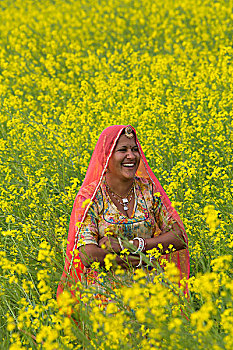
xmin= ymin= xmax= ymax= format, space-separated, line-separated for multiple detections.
xmin=125 ymin=126 xmax=134 ymax=139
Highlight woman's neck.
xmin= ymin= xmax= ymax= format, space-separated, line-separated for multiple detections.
xmin=105 ymin=174 xmax=134 ymax=197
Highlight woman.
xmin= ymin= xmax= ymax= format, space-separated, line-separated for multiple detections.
xmin=57 ymin=125 xmax=189 ymax=298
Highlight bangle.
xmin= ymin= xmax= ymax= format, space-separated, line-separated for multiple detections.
xmin=118 ymin=237 xmax=124 ymax=251
xmin=132 ymin=237 xmax=145 ymax=254
xmin=136 ymin=254 xmax=142 ymax=268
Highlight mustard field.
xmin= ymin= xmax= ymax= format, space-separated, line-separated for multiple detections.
xmin=0 ymin=0 xmax=233 ymax=348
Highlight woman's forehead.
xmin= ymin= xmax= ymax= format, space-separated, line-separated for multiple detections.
xmin=115 ymin=134 xmax=137 ymax=147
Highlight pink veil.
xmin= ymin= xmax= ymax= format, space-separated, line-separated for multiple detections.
xmin=57 ymin=125 xmax=190 ymax=297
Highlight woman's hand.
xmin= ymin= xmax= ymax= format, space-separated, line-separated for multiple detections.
xmin=79 ymin=241 xmax=142 ymax=269
xmin=115 ymin=254 xmax=141 ymax=269
xmin=98 ymin=237 xmax=143 ymax=269
xmin=99 ymin=236 xmax=121 ymax=253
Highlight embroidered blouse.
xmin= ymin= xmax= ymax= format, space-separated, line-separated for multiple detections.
xmin=77 ymin=177 xmax=175 ymax=248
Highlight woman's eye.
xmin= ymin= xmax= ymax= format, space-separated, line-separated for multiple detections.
xmin=117 ymin=147 xmax=138 ymax=152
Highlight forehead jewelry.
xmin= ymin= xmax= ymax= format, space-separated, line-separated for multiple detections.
xmin=125 ymin=126 xmax=134 ymax=139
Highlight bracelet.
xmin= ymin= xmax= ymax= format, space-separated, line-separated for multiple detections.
xmin=132 ymin=237 xmax=145 ymax=254
xmin=136 ymin=254 xmax=142 ymax=268
xmin=118 ymin=237 xmax=124 ymax=251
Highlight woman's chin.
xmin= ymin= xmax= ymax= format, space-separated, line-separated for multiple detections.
xmin=121 ymin=169 xmax=136 ymax=180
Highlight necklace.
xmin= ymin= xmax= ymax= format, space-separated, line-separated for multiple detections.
xmin=105 ymin=180 xmax=135 ymax=211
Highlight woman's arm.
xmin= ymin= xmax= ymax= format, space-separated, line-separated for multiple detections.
xmin=86 ymin=222 xmax=186 ymax=261
xmin=78 ymin=243 xmax=140 ymax=269
xmin=95 ymin=224 xmax=185 ymax=257
xmin=141 ymin=223 xmax=186 ymax=254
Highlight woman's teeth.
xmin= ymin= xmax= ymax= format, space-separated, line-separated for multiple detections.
xmin=122 ymin=164 xmax=134 ymax=167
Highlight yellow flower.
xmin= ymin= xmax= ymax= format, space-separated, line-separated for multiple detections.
xmin=7 ymin=316 xmax=15 ymax=332
xmin=81 ymin=198 xmax=93 ymax=208
xmin=104 ymin=254 xmax=115 ymax=271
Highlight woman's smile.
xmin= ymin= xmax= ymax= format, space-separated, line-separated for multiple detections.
xmin=107 ymin=134 xmax=140 ymax=181
xmin=121 ymin=162 xmax=137 ymax=175
xmin=122 ymin=163 xmax=135 ymax=167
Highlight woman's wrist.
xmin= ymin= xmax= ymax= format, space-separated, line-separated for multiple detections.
xmin=116 ymin=254 xmax=141 ymax=269
xmin=130 ymin=237 xmax=147 ymax=254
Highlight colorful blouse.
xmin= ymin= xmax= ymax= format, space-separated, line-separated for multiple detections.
xmin=76 ymin=176 xmax=179 ymax=299
xmin=77 ymin=177 xmax=175 ymax=248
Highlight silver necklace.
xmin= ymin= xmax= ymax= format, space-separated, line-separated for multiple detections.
xmin=105 ymin=181 xmax=135 ymax=211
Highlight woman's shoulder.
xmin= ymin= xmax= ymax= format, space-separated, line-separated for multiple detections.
xmin=76 ymin=180 xmax=99 ymax=198
xmin=75 ymin=181 xmax=103 ymax=210
xmin=135 ymin=176 xmax=160 ymax=198
xmin=135 ymin=176 xmax=153 ymax=187
xmin=135 ymin=176 xmax=155 ymax=197
xmin=74 ymin=181 xmax=103 ymax=215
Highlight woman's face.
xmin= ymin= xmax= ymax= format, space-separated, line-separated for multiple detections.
xmin=107 ymin=134 xmax=141 ymax=181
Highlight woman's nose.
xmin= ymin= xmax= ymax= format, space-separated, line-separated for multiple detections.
xmin=126 ymin=149 xmax=136 ymax=158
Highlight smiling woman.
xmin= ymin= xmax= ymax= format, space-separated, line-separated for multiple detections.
xmin=57 ymin=125 xmax=190 ymax=299
xmin=106 ymin=129 xmax=140 ymax=217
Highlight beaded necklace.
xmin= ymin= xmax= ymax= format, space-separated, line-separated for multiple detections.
xmin=105 ymin=180 xmax=135 ymax=211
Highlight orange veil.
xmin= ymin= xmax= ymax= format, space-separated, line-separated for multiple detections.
xmin=57 ymin=125 xmax=190 ymax=297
